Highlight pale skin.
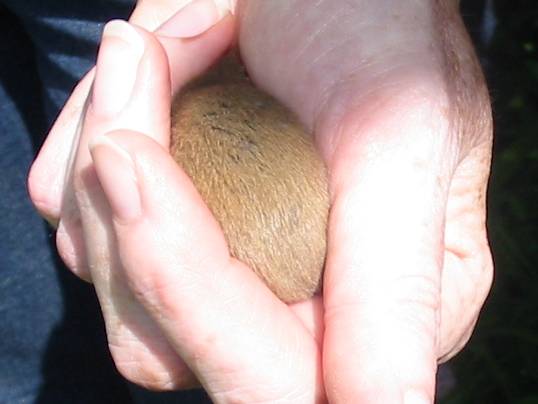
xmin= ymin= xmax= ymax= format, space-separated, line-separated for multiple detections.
xmin=28 ymin=0 xmax=494 ymax=403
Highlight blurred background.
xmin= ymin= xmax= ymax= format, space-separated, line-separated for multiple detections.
xmin=440 ymin=1 xmax=538 ymax=403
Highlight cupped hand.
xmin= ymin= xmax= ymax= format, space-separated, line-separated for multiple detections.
xmin=27 ymin=0 xmax=257 ymax=392
xmin=30 ymin=0 xmax=322 ymax=396
xmin=27 ymin=1 xmax=244 ymax=388
xmin=30 ymin=14 xmax=326 ymax=401
xmin=28 ymin=0 xmax=495 ymax=402
xmin=237 ymin=0 xmax=493 ymax=401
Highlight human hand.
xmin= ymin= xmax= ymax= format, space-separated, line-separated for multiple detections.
xmin=29 ymin=0 xmax=317 ymax=394
xmin=28 ymin=0 xmax=494 ymax=401
xmin=45 ymin=19 xmax=326 ymax=400
xmin=236 ymin=0 xmax=493 ymax=401
xmin=28 ymin=2 xmax=246 ymax=391
xmin=28 ymin=0 xmax=237 ymax=279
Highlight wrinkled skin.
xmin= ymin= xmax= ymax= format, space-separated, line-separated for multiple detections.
xmin=28 ymin=0 xmax=493 ymax=402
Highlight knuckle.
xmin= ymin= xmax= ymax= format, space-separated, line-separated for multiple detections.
xmin=109 ymin=341 xmax=198 ymax=391
xmin=114 ymin=361 xmax=194 ymax=392
xmin=27 ymin=164 xmax=59 ymax=220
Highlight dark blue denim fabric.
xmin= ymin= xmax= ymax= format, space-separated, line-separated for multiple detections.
xmin=0 ymin=2 xmax=209 ymax=403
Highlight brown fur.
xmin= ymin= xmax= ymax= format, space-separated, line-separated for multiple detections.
xmin=170 ymin=59 xmax=329 ymax=303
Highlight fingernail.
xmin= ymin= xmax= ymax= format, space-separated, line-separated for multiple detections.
xmin=93 ymin=20 xmax=144 ymax=116
xmin=156 ymin=0 xmax=234 ymax=38
xmin=404 ymin=389 xmax=432 ymax=404
xmin=89 ymin=135 xmax=142 ymax=222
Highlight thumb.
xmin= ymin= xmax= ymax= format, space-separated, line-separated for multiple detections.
xmin=89 ymin=130 xmax=325 ymax=402
xmin=323 ymin=100 xmax=452 ymax=403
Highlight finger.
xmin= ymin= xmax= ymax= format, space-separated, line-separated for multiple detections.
xmin=438 ymin=142 xmax=493 ymax=361
xmin=133 ymin=0 xmax=237 ymax=94
xmin=323 ymin=99 xmax=452 ymax=403
xmin=27 ymin=69 xmax=94 ymax=225
xmin=58 ymin=16 xmax=234 ymax=280
xmin=71 ymin=22 xmax=198 ymax=389
xmin=54 ymin=20 xmax=172 ymax=281
xmin=89 ymin=15 xmax=236 ymax=143
xmin=89 ymin=131 xmax=325 ymax=403
xmin=28 ymin=1 xmax=235 ymax=236
xmin=154 ymin=8 xmax=236 ymax=94
xmin=131 ymin=0 xmax=236 ymax=33
xmin=56 ymin=211 xmax=90 ymax=281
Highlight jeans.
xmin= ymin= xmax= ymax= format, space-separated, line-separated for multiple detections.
xmin=0 ymin=1 xmax=209 ymax=402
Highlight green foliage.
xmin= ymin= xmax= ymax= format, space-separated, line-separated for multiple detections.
xmin=441 ymin=1 xmax=538 ymax=402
